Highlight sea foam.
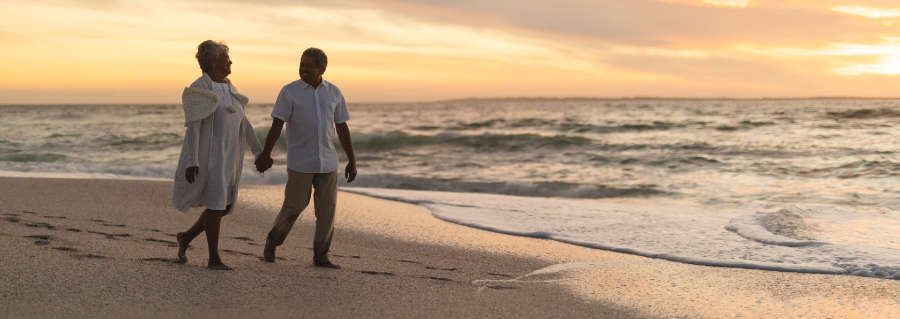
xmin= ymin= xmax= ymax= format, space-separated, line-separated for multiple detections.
xmin=344 ymin=187 xmax=900 ymax=279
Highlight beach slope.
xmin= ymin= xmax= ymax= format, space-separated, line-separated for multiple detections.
xmin=0 ymin=177 xmax=897 ymax=318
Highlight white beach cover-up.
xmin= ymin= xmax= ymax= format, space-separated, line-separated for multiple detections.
xmin=172 ymin=73 xmax=262 ymax=212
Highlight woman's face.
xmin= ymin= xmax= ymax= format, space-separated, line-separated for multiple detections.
xmin=210 ymin=47 xmax=231 ymax=79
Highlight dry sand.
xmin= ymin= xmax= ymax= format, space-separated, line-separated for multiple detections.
xmin=0 ymin=177 xmax=897 ymax=318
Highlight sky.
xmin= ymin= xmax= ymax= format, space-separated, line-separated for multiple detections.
xmin=3 ymin=0 xmax=900 ymax=103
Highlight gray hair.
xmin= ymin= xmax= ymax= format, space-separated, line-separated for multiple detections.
xmin=302 ymin=47 xmax=327 ymax=71
xmin=195 ymin=40 xmax=228 ymax=74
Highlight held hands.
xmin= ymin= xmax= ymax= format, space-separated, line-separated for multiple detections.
xmin=185 ymin=166 xmax=198 ymax=184
xmin=255 ymin=153 xmax=273 ymax=173
xmin=252 ymin=152 xmax=353 ymax=180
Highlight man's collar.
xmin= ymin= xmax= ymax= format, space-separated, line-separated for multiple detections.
xmin=300 ymin=79 xmax=326 ymax=89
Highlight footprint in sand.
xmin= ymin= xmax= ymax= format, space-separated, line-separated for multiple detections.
xmin=484 ymin=285 xmax=518 ymax=290
xmin=2 ymin=213 xmax=20 ymax=217
xmin=87 ymin=230 xmax=131 ymax=240
xmin=101 ymin=223 xmax=127 ymax=228
xmin=397 ymin=259 xmax=460 ymax=274
xmin=22 ymin=211 xmax=36 ymax=215
xmin=90 ymin=218 xmax=108 ymax=223
xmin=24 ymin=234 xmax=52 ymax=246
xmin=360 ymin=270 xmax=395 ymax=276
xmin=231 ymin=236 xmax=254 ymax=241
xmin=485 ymin=272 xmax=514 ymax=278
xmin=5 ymin=217 xmax=20 ymax=223
xmin=52 ymin=247 xmax=77 ymax=252
xmin=66 ymin=228 xmax=82 ymax=232
xmin=141 ymin=257 xmax=182 ymax=264
xmin=425 ymin=266 xmax=458 ymax=272
xmin=75 ymin=253 xmax=107 ymax=259
xmin=416 ymin=275 xmax=455 ymax=282
xmin=144 ymin=238 xmax=178 ymax=247
xmin=24 ymin=222 xmax=56 ymax=230
xmin=43 ymin=215 xmax=66 ymax=220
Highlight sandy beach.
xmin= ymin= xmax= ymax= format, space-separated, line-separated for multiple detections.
xmin=1 ymin=177 xmax=898 ymax=318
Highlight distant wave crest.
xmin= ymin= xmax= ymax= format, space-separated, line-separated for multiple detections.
xmin=827 ymin=108 xmax=900 ymax=119
xmin=346 ymin=173 xmax=667 ymax=199
xmin=352 ymin=131 xmax=592 ymax=151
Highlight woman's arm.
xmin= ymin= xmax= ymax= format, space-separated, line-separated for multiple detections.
xmin=185 ymin=121 xmax=201 ymax=183
xmin=242 ymin=117 xmax=263 ymax=156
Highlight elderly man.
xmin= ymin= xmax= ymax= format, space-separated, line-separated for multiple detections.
xmin=255 ymin=47 xmax=357 ymax=268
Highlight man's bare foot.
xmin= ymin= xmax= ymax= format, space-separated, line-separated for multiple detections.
xmin=313 ymin=255 xmax=340 ymax=269
xmin=263 ymin=238 xmax=276 ymax=263
xmin=176 ymin=232 xmax=189 ymax=264
xmin=207 ymin=261 xmax=233 ymax=270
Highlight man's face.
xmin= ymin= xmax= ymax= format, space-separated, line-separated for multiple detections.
xmin=210 ymin=48 xmax=231 ymax=78
xmin=299 ymin=54 xmax=323 ymax=84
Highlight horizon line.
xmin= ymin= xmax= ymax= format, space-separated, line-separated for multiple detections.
xmin=3 ymin=95 xmax=900 ymax=106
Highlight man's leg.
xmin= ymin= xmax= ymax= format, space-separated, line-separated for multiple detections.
xmin=311 ymin=171 xmax=338 ymax=268
xmin=264 ymin=169 xmax=313 ymax=262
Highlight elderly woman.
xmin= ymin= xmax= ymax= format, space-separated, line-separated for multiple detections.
xmin=172 ymin=40 xmax=262 ymax=270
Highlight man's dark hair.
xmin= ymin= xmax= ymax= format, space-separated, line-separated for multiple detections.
xmin=196 ymin=40 xmax=228 ymax=74
xmin=302 ymin=47 xmax=327 ymax=71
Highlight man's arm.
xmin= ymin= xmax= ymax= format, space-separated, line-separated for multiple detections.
xmin=335 ymin=122 xmax=356 ymax=183
xmin=255 ymin=118 xmax=284 ymax=173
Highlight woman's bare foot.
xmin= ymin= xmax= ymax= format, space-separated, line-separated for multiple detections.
xmin=176 ymin=232 xmax=189 ymax=264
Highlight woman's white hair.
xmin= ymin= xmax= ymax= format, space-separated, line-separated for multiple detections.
xmin=196 ymin=40 xmax=228 ymax=74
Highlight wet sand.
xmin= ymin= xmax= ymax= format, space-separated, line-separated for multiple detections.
xmin=0 ymin=177 xmax=897 ymax=318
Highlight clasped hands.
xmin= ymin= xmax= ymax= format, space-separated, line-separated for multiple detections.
xmin=184 ymin=154 xmax=270 ymax=183
xmin=184 ymin=154 xmax=273 ymax=184
xmin=255 ymin=153 xmax=274 ymax=173
xmin=188 ymin=154 xmax=355 ymax=182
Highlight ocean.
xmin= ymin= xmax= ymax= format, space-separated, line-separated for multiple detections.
xmin=1 ymin=98 xmax=898 ymax=279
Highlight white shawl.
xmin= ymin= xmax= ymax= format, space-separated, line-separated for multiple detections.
xmin=172 ymin=73 xmax=260 ymax=212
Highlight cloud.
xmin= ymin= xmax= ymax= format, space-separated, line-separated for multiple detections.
xmin=362 ymin=0 xmax=894 ymax=48
xmin=831 ymin=6 xmax=900 ymax=19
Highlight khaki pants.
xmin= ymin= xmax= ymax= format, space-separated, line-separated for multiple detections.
xmin=266 ymin=169 xmax=337 ymax=258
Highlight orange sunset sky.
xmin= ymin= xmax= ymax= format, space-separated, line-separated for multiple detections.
xmin=3 ymin=0 xmax=900 ymax=103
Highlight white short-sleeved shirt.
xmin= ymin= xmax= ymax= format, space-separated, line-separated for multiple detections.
xmin=271 ymin=79 xmax=349 ymax=173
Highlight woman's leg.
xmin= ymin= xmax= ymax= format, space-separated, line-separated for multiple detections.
xmin=204 ymin=208 xmax=231 ymax=270
xmin=176 ymin=212 xmax=207 ymax=263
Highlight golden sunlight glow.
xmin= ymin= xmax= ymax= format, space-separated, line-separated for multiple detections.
xmin=702 ymin=0 xmax=752 ymax=8
xmin=736 ymin=38 xmax=900 ymax=76
xmin=830 ymin=6 xmax=900 ymax=19
xmin=3 ymin=0 xmax=900 ymax=103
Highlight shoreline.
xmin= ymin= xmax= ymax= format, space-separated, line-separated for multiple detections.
xmin=5 ymin=96 xmax=900 ymax=106
xmin=1 ymin=177 xmax=898 ymax=318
